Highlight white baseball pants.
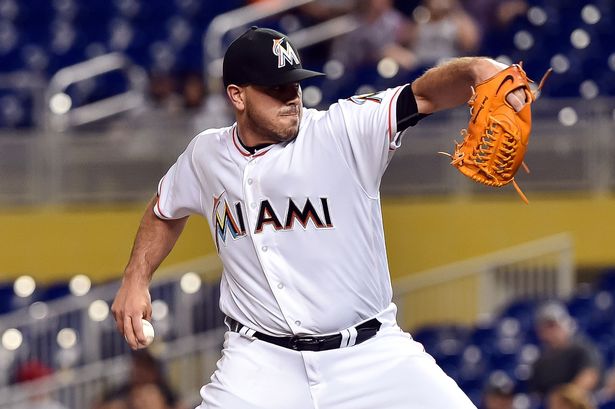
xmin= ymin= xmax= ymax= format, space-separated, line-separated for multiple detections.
xmin=196 ymin=308 xmax=476 ymax=409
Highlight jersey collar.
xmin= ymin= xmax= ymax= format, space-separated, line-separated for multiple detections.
xmin=232 ymin=125 xmax=275 ymax=159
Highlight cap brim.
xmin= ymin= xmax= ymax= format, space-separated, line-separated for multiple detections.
xmin=257 ymin=69 xmax=326 ymax=86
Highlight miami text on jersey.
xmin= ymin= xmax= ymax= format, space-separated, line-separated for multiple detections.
xmin=213 ymin=194 xmax=334 ymax=250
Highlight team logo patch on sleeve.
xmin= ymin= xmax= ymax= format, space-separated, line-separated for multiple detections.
xmin=348 ymin=91 xmax=384 ymax=105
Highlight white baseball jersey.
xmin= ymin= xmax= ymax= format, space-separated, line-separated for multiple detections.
xmin=155 ymin=85 xmax=407 ymax=336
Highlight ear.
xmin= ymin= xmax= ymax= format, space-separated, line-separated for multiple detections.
xmin=226 ymin=85 xmax=245 ymax=111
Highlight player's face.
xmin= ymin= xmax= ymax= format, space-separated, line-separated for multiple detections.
xmin=536 ymin=320 xmax=569 ymax=348
xmin=244 ymin=82 xmax=303 ymax=143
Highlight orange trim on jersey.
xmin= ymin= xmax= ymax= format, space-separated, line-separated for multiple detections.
xmin=387 ymin=86 xmax=404 ymax=148
xmin=232 ymin=127 xmax=252 ymax=157
xmin=232 ymin=126 xmax=274 ymax=158
xmin=155 ymin=198 xmax=170 ymax=219
xmin=155 ymin=177 xmax=171 ymax=219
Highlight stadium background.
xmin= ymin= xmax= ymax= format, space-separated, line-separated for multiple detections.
xmin=0 ymin=0 xmax=614 ymax=408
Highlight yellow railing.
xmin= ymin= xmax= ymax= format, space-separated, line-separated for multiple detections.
xmin=392 ymin=233 xmax=575 ymax=330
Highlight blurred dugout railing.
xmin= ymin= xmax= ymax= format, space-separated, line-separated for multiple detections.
xmin=0 ymin=97 xmax=613 ymax=204
xmin=0 ymin=328 xmax=225 ymax=409
xmin=0 ymin=234 xmax=575 ymax=408
xmin=203 ymin=0 xmax=359 ymax=92
xmin=45 ymin=52 xmax=148 ymax=131
xmin=393 ymin=233 xmax=575 ymax=330
xmin=0 ymin=255 xmax=223 ymax=389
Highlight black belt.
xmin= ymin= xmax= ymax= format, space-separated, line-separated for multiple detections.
xmin=225 ymin=317 xmax=382 ymax=352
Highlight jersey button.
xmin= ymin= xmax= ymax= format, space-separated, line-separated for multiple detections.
xmin=250 ymin=202 xmax=257 ymax=209
xmin=247 ymin=178 xmax=253 ymax=185
xmin=261 ymin=246 xmax=268 ymax=252
xmin=277 ymin=283 xmax=284 ymax=289
xmin=294 ymin=320 xmax=301 ymax=326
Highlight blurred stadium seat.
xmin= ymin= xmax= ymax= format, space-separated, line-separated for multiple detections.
xmin=0 ymin=0 xmax=612 ymax=128
xmin=410 ymin=266 xmax=615 ymax=404
xmin=0 ymin=1 xmax=614 ymax=408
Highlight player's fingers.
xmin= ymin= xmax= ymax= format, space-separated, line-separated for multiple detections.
xmin=123 ymin=315 xmax=138 ymax=350
xmin=144 ymin=303 xmax=152 ymax=322
xmin=114 ymin=313 xmax=124 ymax=336
xmin=514 ymin=88 xmax=527 ymax=103
xmin=506 ymin=88 xmax=527 ymax=112
xmin=111 ymin=303 xmax=125 ymax=336
xmin=132 ymin=315 xmax=148 ymax=347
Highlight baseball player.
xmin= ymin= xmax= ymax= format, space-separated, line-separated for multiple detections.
xmin=112 ymin=27 xmax=527 ymax=409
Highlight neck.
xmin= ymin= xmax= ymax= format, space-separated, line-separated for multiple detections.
xmin=236 ymin=130 xmax=272 ymax=154
xmin=236 ymin=118 xmax=276 ymax=148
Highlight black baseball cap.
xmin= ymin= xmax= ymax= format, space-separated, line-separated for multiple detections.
xmin=223 ymin=26 xmax=325 ymax=88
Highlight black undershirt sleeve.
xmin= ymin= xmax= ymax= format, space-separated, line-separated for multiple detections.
xmin=396 ymin=85 xmax=430 ymax=132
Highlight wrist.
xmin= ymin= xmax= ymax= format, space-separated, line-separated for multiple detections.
xmin=122 ymin=268 xmax=152 ymax=288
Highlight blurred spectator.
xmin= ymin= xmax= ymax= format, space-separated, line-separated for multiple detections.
xmin=329 ymin=0 xmax=413 ymax=70
xmin=405 ymin=0 xmax=481 ymax=68
xmin=93 ymin=398 xmax=128 ymax=409
xmin=13 ymin=360 xmax=69 ymax=409
xmin=461 ymin=0 xmax=528 ymax=52
xmin=461 ymin=0 xmax=527 ymax=35
xmin=94 ymin=350 xmax=185 ymax=409
xmin=480 ymin=372 xmax=515 ymax=409
xmin=14 ymin=360 xmax=53 ymax=384
xmin=122 ymin=349 xmax=183 ymax=409
xmin=529 ymin=302 xmax=603 ymax=399
xmin=128 ymin=383 xmax=174 ymax=409
xmin=298 ymin=0 xmax=357 ymax=22
xmin=548 ymin=383 xmax=595 ymax=409
xmin=279 ymin=1 xmax=358 ymax=77
xmin=181 ymin=73 xmax=207 ymax=110
xmin=596 ymin=367 xmax=615 ymax=406
xmin=150 ymin=72 xmax=182 ymax=112
xmin=149 ymin=72 xmax=207 ymax=112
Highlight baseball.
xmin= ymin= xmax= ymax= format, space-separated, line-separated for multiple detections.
xmin=141 ymin=319 xmax=155 ymax=347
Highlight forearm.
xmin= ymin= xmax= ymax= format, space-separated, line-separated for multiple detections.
xmin=572 ymin=368 xmax=600 ymax=392
xmin=123 ymin=196 xmax=188 ymax=285
xmin=411 ymin=57 xmax=504 ymax=114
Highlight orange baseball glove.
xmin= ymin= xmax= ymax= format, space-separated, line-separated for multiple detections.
xmin=440 ymin=63 xmax=551 ymax=203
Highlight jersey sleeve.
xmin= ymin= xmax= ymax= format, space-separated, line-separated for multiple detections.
xmin=154 ymin=137 xmax=203 ymax=220
xmin=326 ymin=85 xmax=408 ymax=196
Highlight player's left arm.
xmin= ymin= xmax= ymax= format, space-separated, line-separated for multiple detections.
xmin=571 ymin=344 xmax=603 ymax=392
xmin=410 ymin=57 xmax=526 ymax=115
xmin=572 ymin=367 xmax=600 ymax=393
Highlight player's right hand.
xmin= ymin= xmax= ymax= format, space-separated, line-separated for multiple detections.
xmin=111 ymin=278 xmax=152 ymax=350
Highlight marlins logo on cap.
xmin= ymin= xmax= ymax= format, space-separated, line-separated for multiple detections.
xmin=272 ymin=38 xmax=300 ymax=68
